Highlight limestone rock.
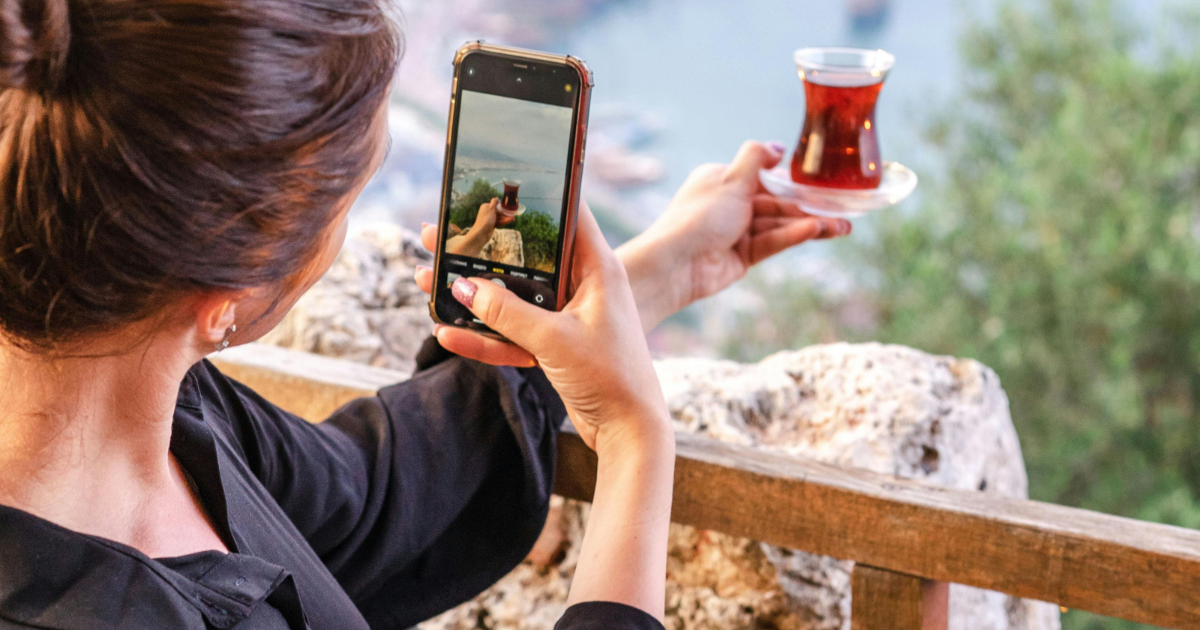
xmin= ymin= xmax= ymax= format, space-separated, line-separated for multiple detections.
xmin=480 ymin=228 xmax=524 ymax=267
xmin=259 ymin=223 xmax=432 ymax=374
xmin=651 ymin=344 xmax=1060 ymax=630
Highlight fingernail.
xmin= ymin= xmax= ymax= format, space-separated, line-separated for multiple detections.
xmin=765 ymin=141 xmax=786 ymax=156
xmin=416 ymin=264 xmax=431 ymax=272
xmin=421 ymin=222 xmax=433 ymax=229
xmin=433 ymin=323 xmax=444 ymax=334
xmin=451 ymin=277 xmax=476 ymax=308
xmin=837 ymin=220 xmax=853 ymax=235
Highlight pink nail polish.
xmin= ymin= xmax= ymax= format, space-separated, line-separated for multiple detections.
xmin=766 ymin=141 xmax=786 ymax=156
xmin=421 ymin=222 xmax=433 ymax=229
xmin=451 ymin=277 xmax=476 ymax=308
xmin=416 ymin=264 xmax=431 ymax=272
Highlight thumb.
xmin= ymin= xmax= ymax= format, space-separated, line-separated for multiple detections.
xmin=727 ymin=140 xmax=786 ymax=190
xmin=451 ymin=276 xmax=559 ymax=352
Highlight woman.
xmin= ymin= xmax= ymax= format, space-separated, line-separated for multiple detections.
xmin=0 ymin=0 xmax=851 ymax=628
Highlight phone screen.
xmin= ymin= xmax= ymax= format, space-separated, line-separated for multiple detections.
xmin=433 ymin=51 xmax=583 ymax=329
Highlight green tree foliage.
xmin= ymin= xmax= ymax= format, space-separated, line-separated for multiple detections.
xmin=867 ymin=0 xmax=1200 ymax=523
xmin=726 ymin=3 xmax=1199 ymax=626
xmin=449 ymin=178 xmax=560 ymax=271
xmin=510 ymin=210 xmax=559 ymax=271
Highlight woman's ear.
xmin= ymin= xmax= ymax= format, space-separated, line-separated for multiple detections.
xmin=193 ymin=293 xmax=240 ymax=348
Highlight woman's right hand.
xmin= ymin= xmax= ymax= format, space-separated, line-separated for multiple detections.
xmin=442 ymin=202 xmax=675 ymax=621
xmin=440 ymin=202 xmax=669 ymax=452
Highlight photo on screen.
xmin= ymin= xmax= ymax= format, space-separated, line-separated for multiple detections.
xmin=444 ymin=90 xmax=573 ymax=273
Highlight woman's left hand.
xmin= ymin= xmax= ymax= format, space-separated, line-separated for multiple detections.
xmin=614 ymin=140 xmax=851 ymax=331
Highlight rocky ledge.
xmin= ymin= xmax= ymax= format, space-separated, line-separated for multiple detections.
xmin=263 ymin=225 xmax=1060 ymax=630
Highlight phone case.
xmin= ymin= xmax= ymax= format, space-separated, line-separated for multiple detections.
xmin=429 ymin=41 xmax=594 ymax=335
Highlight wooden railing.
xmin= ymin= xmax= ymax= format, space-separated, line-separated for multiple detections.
xmin=213 ymin=344 xmax=1200 ymax=630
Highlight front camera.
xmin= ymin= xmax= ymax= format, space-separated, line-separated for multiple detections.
xmin=516 ymin=76 xmax=523 ymax=83
xmin=467 ymin=67 xmax=475 ymax=76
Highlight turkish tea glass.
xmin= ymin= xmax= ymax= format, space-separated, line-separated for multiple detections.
xmin=501 ymin=179 xmax=522 ymax=210
xmin=791 ymin=47 xmax=894 ymax=189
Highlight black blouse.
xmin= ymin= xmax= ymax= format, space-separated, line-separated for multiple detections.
xmin=0 ymin=338 xmax=664 ymax=630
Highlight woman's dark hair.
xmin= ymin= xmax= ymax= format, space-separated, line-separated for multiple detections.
xmin=0 ymin=0 xmax=400 ymax=350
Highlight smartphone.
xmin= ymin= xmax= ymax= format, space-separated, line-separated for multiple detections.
xmin=430 ymin=42 xmax=593 ymax=336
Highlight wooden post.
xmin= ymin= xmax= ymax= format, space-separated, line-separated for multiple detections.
xmin=852 ymin=565 xmax=948 ymax=630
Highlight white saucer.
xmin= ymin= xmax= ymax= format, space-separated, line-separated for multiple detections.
xmin=759 ymin=161 xmax=917 ymax=218
xmin=498 ymin=203 xmax=526 ymax=217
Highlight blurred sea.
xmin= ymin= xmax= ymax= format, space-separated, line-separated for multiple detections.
xmin=453 ymin=156 xmax=565 ymax=222
xmin=357 ymin=0 xmax=1168 ymax=226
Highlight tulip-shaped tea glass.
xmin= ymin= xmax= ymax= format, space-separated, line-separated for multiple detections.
xmin=760 ymin=47 xmax=917 ymax=217
xmin=496 ymin=178 xmax=525 ymax=226
xmin=501 ymin=178 xmax=522 ymax=211
xmin=792 ymin=47 xmax=891 ymax=188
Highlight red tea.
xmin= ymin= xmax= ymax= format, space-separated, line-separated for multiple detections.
xmin=791 ymin=80 xmax=883 ymax=189
xmin=789 ymin=47 xmax=893 ymax=189
xmin=501 ymin=179 xmax=521 ymax=210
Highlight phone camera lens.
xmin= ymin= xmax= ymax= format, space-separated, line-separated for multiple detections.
xmin=467 ymin=67 xmax=475 ymax=76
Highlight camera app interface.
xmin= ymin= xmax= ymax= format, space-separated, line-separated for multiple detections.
xmin=440 ymin=81 xmax=576 ymax=321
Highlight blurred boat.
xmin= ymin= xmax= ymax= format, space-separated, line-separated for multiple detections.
xmin=848 ymin=0 xmax=891 ymax=33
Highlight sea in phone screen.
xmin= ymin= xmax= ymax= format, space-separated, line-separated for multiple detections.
xmin=442 ymin=90 xmax=573 ymax=311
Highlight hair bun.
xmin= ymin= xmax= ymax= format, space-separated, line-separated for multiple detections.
xmin=0 ymin=0 xmax=71 ymax=92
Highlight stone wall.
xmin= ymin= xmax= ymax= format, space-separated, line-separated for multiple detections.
xmin=480 ymin=228 xmax=525 ymax=267
xmin=259 ymin=224 xmax=433 ymax=374
xmin=262 ymin=225 xmax=1060 ymax=630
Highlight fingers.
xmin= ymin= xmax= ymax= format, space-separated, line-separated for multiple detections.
xmin=415 ymin=265 xmax=432 ymax=294
xmin=451 ymin=276 xmax=558 ymax=352
xmin=750 ymin=216 xmax=851 ymax=237
xmin=435 ymin=325 xmax=537 ymax=368
xmin=750 ymin=194 xmax=812 ymax=218
xmin=748 ymin=218 xmax=852 ymax=265
xmin=749 ymin=221 xmax=822 ymax=265
xmin=725 ymin=140 xmax=787 ymax=191
xmin=474 ymin=199 xmax=499 ymax=229
xmin=570 ymin=200 xmax=622 ymax=280
xmin=421 ymin=222 xmax=436 ymax=252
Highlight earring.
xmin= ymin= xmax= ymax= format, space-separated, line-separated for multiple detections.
xmin=215 ymin=324 xmax=237 ymax=352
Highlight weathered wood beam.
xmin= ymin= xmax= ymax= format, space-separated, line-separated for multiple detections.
xmin=212 ymin=343 xmax=407 ymax=421
xmin=215 ymin=344 xmax=1200 ymax=630
xmin=558 ymin=429 xmax=1200 ymax=629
